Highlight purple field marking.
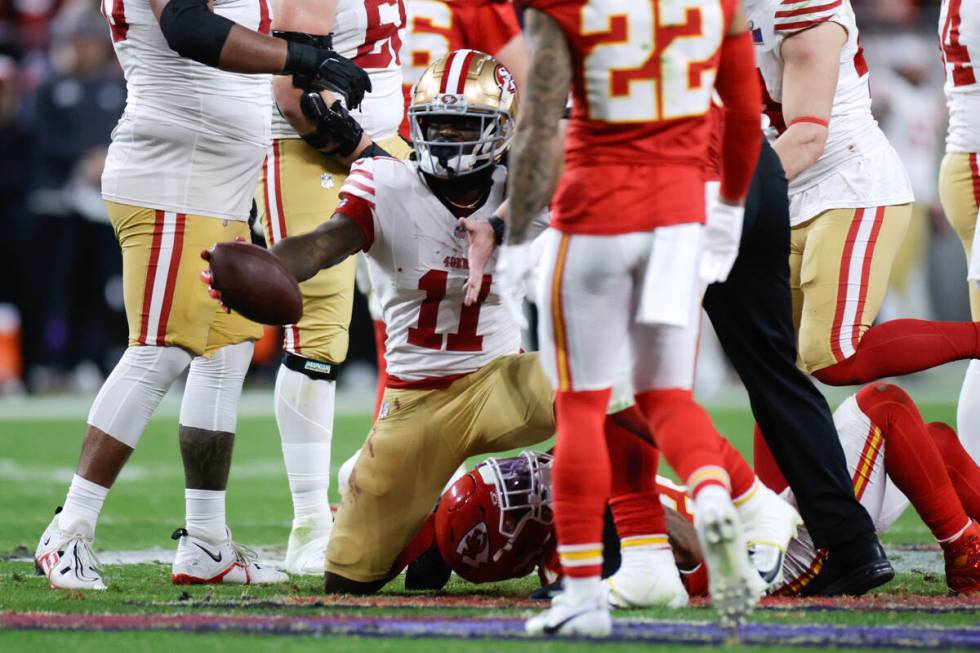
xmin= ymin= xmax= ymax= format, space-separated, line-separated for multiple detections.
xmin=3 ymin=611 xmax=980 ymax=648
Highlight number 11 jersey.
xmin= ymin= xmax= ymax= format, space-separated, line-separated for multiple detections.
xmin=336 ymin=157 xmax=521 ymax=385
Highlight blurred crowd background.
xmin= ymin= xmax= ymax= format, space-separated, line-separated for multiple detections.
xmin=0 ymin=0 xmax=967 ymax=397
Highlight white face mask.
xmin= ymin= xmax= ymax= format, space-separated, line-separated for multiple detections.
xmin=408 ymin=103 xmax=513 ymax=179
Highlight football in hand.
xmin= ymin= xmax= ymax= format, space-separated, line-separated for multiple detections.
xmin=205 ymin=241 xmax=303 ymax=325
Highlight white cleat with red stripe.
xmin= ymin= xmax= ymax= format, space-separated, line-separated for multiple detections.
xmin=171 ymin=528 xmax=288 ymax=585
xmin=35 ymin=511 xmax=106 ymax=591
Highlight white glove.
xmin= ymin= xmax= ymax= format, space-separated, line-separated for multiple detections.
xmin=495 ymin=241 xmax=535 ymax=329
xmin=700 ymin=201 xmax=744 ymax=285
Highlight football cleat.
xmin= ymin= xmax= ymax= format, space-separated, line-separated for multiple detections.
xmin=35 ymin=509 xmax=106 ymax=590
xmin=605 ymin=547 xmax=689 ymax=608
xmin=284 ymin=517 xmax=331 ymax=576
xmin=944 ymin=521 xmax=980 ymax=594
xmin=525 ymin=586 xmax=612 ymax=638
xmin=171 ymin=528 xmax=288 ymax=585
xmin=736 ymin=482 xmax=803 ymax=589
xmin=694 ymin=486 xmax=765 ymax=626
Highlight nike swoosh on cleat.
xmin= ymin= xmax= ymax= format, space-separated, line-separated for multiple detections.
xmin=192 ymin=542 xmax=223 ymax=563
xmin=542 ymin=609 xmax=595 ymax=635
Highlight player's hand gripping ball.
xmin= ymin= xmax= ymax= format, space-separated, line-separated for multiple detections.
xmin=200 ymin=241 xmax=303 ymax=325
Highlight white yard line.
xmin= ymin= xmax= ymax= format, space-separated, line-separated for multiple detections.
xmin=0 ymin=388 xmax=376 ymax=421
xmin=5 ymin=545 xmax=944 ymax=574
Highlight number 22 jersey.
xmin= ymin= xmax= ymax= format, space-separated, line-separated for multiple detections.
xmin=336 ymin=157 xmax=521 ymax=385
xmin=525 ymin=0 xmax=738 ymax=235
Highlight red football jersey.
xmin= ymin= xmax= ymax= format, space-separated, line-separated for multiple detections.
xmin=525 ymin=0 xmax=737 ymax=234
xmin=399 ymin=0 xmax=522 ymax=140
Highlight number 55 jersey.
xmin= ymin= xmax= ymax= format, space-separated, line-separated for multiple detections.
xmin=336 ymin=157 xmax=520 ymax=386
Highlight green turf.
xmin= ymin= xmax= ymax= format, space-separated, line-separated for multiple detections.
xmin=0 ymin=403 xmax=969 ymax=651
xmin=1 ymin=404 xmax=943 ymax=554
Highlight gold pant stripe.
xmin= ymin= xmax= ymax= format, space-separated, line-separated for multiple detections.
xmin=108 ymin=201 xmax=262 ymax=356
xmin=790 ymin=204 xmax=911 ymax=373
xmin=139 ymin=210 xmax=186 ymax=346
xmin=260 ymin=141 xmax=301 ymax=352
xmin=829 ymin=206 xmax=886 ymax=363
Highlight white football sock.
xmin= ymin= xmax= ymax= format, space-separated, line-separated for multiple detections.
xmin=563 ymin=575 xmax=603 ymax=600
xmin=184 ymin=489 xmax=226 ymax=543
xmin=275 ymin=364 xmax=335 ymax=527
xmin=58 ymin=474 xmax=109 ymax=539
xmin=957 ymin=360 xmax=980 ymax=464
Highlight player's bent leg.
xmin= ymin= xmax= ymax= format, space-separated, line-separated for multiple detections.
xmin=794 ymin=204 xmax=980 ymax=384
xmin=928 ymin=422 xmax=980 ymax=519
xmin=325 ymin=387 xmax=460 ymax=592
xmin=632 ymin=320 xmax=762 ymax=620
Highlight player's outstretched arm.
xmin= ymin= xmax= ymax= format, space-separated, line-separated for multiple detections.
xmin=772 ymin=22 xmax=846 ymax=181
xmin=270 ymin=213 xmax=366 ymax=282
xmin=505 ymin=8 xmax=571 ymax=245
xmin=149 ymin=0 xmax=370 ymax=107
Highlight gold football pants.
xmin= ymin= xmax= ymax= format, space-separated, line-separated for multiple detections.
xmin=789 ymin=204 xmax=912 ymax=373
xmin=326 ymin=353 xmax=556 ymax=582
xmin=107 ymin=201 xmax=261 ymax=357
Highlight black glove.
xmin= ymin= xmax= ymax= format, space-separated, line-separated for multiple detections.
xmin=281 ymin=41 xmax=372 ymax=110
xmin=299 ymin=92 xmax=365 ymax=157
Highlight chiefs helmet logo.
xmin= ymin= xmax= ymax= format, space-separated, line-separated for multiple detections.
xmin=456 ymin=522 xmax=490 ymax=567
xmin=494 ymin=65 xmax=516 ymax=95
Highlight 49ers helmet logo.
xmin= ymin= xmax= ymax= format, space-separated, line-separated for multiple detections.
xmin=456 ymin=522 xmax=489 ymax=567
xmin=494 ymin=65 xmax=516 ymax=95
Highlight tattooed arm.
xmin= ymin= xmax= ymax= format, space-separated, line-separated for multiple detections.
xmin=270 ymin=214 xmax=366 ymax=282
xmin=505 ymin=8 xmax=572 ymax=245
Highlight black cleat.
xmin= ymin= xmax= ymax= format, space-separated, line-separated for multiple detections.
xmin=801 ymin=538 xmax=894 ymax=597
xmin=405 ymin=545 xmax=452 ymax=591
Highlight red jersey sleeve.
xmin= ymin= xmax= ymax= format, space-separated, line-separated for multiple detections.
xmin=455 ymin=0 xmax=522 ymax=56
xmin=337 ymin=159 xmax=378 ymax=252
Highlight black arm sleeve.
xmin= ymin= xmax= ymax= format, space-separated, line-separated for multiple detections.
xmin=158 ymin=0 xmax=235 ymax=68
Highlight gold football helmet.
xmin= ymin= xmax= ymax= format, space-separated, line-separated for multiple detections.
xmin=409 ymin=49 xmax=518 ymax=178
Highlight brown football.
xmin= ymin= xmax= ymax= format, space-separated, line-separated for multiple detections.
xmin=207 ymin=242 xmax=303 ymax=325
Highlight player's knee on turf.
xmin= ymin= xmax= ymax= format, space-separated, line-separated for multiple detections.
xmin=323 ymin=571 xmax=387 ymax=595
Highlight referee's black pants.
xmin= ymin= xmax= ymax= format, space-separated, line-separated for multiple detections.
xmin=702 ymin=140 xmax=877 ymax=550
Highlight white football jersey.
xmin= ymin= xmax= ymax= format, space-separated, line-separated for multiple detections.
xmin=778 ymin=393 xmax=910 ymax=592
xmin=747 ymin=0 xmax=913 ymax=225
xmin=100 ymin=0 xmax=272 ymax=221
xmin=940 ymin=0 xmax=980 ymax=153
xmin=271 ymin=0 xmax=406 ymax=142
xmin=336 ymin=157 xmax=520 ymax=383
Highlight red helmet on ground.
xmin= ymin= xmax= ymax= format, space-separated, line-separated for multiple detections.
xmin=435 ymin=451 xmax=555 ymax=584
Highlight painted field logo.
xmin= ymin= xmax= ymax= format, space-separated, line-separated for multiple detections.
xmin=456 ymin=522 xmax=489 ymax=567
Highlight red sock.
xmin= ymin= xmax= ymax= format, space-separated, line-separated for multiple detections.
xmin=606 ymin=412 xmax=666 ymax=540
xmin=608 ymin=403 xmax=656 ymax=446
xmin=372 ymin=320 xmax=388 ymax=420
xmin=635 ymin=389 xmax=729 ymax=497
xmin=718 ymin=437 xmax=757 ymax=499
xmin=753 ymin=424 xmax=789 ymax=493
xmin=554 ymin=389 xmax=612 ymax=578
xmin=814 ymin=320 xmax=980 ymax=386
xmin=928 ymin=421 xmax=980 ymax=521
xmin=856 ymin=383 xmax=970 ymax=541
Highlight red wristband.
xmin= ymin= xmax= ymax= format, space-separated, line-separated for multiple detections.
xmin=789 ymin=116 xmax=829 ymax=128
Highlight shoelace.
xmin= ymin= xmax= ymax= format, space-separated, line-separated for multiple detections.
xmin=231 ymin=541 xmax=259 ymax=566
xmin=67 ymin=536 xmax=104 ymax=577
